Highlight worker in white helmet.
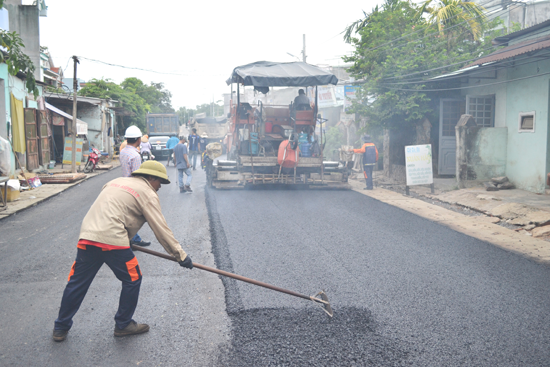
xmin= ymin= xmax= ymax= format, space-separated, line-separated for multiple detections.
xmin=120 ymin=126 xmax=150 ymax=247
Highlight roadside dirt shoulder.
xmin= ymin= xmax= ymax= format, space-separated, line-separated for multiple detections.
xmin=350 ymin=180 xmax=550 ymax=265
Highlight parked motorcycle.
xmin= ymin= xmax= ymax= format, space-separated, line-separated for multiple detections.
xmin=84 ymin=146 xmax=101 ymax=173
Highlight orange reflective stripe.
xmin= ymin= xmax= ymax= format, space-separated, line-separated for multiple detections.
xmin=67 ymin=261 xmax=76 ymax=282
xmin=77 ymin=243 xmax=86 ymax=250
xmin=126 ymin=257 xmax=142 ymax=282
xmin=364 ymin=170 xmax=368 ymax=179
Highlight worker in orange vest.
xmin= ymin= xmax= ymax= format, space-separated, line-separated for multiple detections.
xmin=353 ymin=135 xmax=378 ymax=190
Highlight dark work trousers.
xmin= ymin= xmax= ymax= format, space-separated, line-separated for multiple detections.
xmin=363 ymin=164 xmax=374 ymax=190
xmin=54 ymin=245 xmax=142 ymax=331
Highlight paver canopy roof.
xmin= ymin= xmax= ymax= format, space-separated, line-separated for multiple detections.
xmin=226 ymin=61 xmax=338 ymax=87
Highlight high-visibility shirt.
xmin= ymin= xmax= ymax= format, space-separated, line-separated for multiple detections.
xmin=353 ymin=143 xmax=378 ymax=165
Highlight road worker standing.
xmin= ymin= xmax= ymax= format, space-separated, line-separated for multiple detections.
xmin=52 ymin=160 xmax=193 ymax=342
xmin=353 ymin=135 xmax=378 ymax=190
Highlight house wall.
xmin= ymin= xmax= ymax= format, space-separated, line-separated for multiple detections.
xmin=466 ymin=127 xmax=508 ymax=180
xmin=4 ymin=2 xmax=41 ymax=81
xmin=505 ymin=58 xmax=550 ymax=193
xmin=77 ymin=105 xmax=104 ymax=151
xmin=0 ymin=64 xmax=10 ymax=140
xmin=462 ymin=68 xmax=508 ymax=128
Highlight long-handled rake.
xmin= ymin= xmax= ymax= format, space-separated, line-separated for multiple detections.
xmin=131 ymin=245 xmax=333 ymax=317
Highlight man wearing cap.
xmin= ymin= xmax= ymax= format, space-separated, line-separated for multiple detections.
xmin=52 ymin=160 xmax=194 ymax=342
xmin=120 ymin=126 xmax=150 ymax=247
xmin=353 ymin=135 xmax=379 ymax=190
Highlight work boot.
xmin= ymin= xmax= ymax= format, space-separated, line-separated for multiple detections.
xmin=52 ymin=329 xmax=68 ymax=342
xmin=114 ymin=321 xmax=149 ymax=337
xmin=131 ymin=240 xmax=151 ymax=247
xmin=184 ymin=185 xmax=193 ymax=193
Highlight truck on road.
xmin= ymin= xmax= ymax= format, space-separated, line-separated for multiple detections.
xmin=190 ymin=113 xmax=227 ymax=148
xmin=146 ymin=113 xmax=179 ymax=136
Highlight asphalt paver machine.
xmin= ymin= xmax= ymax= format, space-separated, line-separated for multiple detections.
xmin=207 ymin=61 xmax=351 ymax=189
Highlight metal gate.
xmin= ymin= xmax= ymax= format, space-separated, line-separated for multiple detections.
xmin=438 ymin=99 xmax=465 ymax=175
xmin=37 ymin=110 xmax=50 ymax=166
xmin=24 ymin=108 xmax=39 ymax=170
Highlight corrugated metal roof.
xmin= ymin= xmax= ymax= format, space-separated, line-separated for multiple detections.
xmin=465 ymin=34 xmax=550 ymax=68
xmin=493 ymin=19 xmax=550 ymax=44
xmin=46 ymin=102 xmax=88 ymax=134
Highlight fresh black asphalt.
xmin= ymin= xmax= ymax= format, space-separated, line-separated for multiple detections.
xmin=207 ymin=187 xmax=550 ymax=366
xmin=1 ymin=167 xmax=550 ymax=366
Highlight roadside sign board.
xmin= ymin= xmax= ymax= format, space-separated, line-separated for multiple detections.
xmin=405 ymin=144 xmax=433 ymax=186
xmin=62 ymin=137 xmax=84 ymax=166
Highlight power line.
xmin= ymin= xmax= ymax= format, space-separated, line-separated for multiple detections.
xmin=348 ymin=0 xmax=505 ymax=56
xmin=378 ymin=26 xmax=550 ymax=82
xmin=78 ymin=56 xmax=187 ymax=76
xmin=377 ymin=3 xmax=525 ymax=79
xmin=380 ymin=50 xmax=550 ymax=85
xmin=379 ymin=69 xmax=550 ymax=92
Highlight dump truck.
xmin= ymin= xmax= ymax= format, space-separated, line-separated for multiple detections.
xmin=206 ymin=61 xmax=351 ymax=189
xmin=146 ymin=113 xmax=179 ymax=137
xmin=189 ymin=113 xmax=227 ymax=148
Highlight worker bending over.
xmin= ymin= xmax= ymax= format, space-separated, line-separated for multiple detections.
xmin=52 ymin=160 xmax=193 ymax=342
xmin=353 ymin=134 xmax=378 ymax=190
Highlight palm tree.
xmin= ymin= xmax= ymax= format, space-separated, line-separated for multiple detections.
xmin=417 ymin=0 xmax=486 ymax=42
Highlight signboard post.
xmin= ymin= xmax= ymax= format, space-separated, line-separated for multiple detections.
xmin=62 ymin=137 xmax=83 ymax=168
xmin=405 ymin=144 xmax=434 ymax=195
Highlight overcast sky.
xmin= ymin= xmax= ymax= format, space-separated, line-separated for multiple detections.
xmin=39 ymin=0 xmax=382 ymax=110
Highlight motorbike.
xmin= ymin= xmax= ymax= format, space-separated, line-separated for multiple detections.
xmin=141 ymin=151 xmax=153 ymax=162
xmin=84 ymin=146 xmax=101 ymax=173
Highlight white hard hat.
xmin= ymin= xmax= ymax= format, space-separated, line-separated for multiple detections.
xmin=125 ymin=125 xmax=142 ymax=139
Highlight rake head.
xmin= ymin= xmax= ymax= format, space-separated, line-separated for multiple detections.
xmin=310 ymin=291 xmax=333 ymax=317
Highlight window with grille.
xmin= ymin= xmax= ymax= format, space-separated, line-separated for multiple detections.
xmin=467 ymin=96 xmax=494 ymax=127
xmin=518 ymin=111 xmax=535 ymax=132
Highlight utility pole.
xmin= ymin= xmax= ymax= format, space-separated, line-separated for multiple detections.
xmin=71 ymin=56 xmax=79 ymax=173
xmin=302 ymin=34 xmax=307 ymax=63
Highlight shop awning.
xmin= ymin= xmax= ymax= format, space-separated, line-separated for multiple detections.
xmin=46 ymin=102 xmax=88 ymax=135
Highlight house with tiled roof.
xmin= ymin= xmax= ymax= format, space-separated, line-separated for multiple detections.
xmin=435 ymin=19 xmax=550 ymax=193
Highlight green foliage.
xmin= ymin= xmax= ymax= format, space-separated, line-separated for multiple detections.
xmin=0 ymin=30 xmax=39 ymax=97
xmin=79 ymin=78 xmax=150 ymax=132
xmin=343 ymin=0 xmax=509 ymax=133
xmin=324 ymin=126 xmax=344 ymax=161
xmin=417 ymin=0 xmax=487 ymax=42
xmin=121 ymin=78 xmax=174 ymax=113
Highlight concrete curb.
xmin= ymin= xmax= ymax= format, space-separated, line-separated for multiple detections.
xmin=349 ymin=180 xmax=550 ymax=265
xmin=0 ymin=166 xmax=119 ymax=220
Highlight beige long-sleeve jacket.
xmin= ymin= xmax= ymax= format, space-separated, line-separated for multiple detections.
xmin=79 ymin=176 xmax=187 ymax=262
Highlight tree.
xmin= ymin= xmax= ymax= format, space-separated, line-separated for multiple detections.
xmin=342 ymin=0 xmax=504 ymax=136
xmin=417 ymin=0 xmax=486 ymax=43
xmin=0 ymin=30 xmax=38 ymax=97
xmin=79 ymin=78 xmax=150 ymax=132
xmin=121 ymin=78 xmax=175 ymax=113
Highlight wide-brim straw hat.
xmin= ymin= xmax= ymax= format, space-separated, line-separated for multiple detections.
xmin=132 ymin=160 xmax=170 ymax=184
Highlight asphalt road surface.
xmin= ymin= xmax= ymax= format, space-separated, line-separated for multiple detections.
xmin=207 ymin=185 xmax=550 ymax=366
xmin=0 ymin=166 xmax=229 ymax=366
xmin=1 ymin=166 xmax=550 ymax=366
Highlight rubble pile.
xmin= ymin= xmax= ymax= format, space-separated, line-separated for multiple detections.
xmin=484 ymin=176 xmax=515 ymax=191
